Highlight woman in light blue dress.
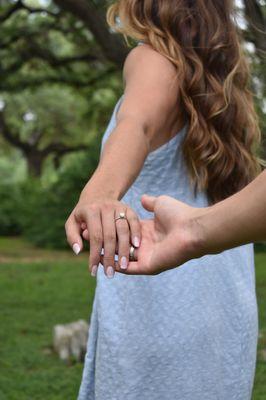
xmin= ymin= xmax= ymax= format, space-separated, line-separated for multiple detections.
xmin=65 ymin=1 xmax=262 ymax=399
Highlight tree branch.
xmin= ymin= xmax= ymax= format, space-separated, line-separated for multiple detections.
xmin=42 ymin=142 xmax=87 ymax=157
xmin=0 ymin=66 xmax=117 ymax=91
xmin=19 ymin=2 xmax=60 ymax=17
xmin=0 ymin=110 xmax=30 ymax=152
xmin=1 ymin=36 xmax=101 ymax=79
xmin=53 ymin=0 xmax=129 ymax=67
xmin=26 ymin=41 xmax=100 ymax=66
xmin=0 ymin=1 xmax=23 ymax=23
xmin=0 ymin=0 xmax=59 ymax=22
xmin=0 ymin=22 xmax=84 ymax=50
xmin=28 ymin=130 xmax=45 ymax=147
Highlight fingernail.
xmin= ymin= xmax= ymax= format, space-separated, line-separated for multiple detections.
xmin=91 ymin=265 xmax=98 ymax=277
xmin=133 ymin=237 xmax=140 ymax=248
xmin=120 ymin=256 xmax=128 ymax=269
xmin=106 ymin=266 xmax=114 ymax=279
xmin=72 ymin=243 xmax=81 ymax=255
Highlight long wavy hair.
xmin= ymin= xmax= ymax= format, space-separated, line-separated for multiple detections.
xmin=106 ymin=0 xmax=263 ymax=203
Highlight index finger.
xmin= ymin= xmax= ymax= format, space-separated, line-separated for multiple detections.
xmin=65 ymin=213 xmax=84 ymax=254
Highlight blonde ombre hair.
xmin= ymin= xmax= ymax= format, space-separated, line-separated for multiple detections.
xmin=106 ymin=0 xmax=262 ymax=203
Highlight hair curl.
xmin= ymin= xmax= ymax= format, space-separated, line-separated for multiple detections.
xmin=107 ymin=0 xmax=263 ymax=203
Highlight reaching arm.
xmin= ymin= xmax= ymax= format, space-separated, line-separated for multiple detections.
xmin=81 ymin=44 xmax=180 ymax=201
xmin=117 ymin=170 xmax=265 ymax=276
xmin=65 ymin=43 xmax=180 ymax=277
xmin=197 ymin=169 xmax=266 ymax=253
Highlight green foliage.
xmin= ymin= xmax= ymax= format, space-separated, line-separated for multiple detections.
xmin=0 ymin=139 xmax=100 ymax=246
xmin=0 ymin=183 xmax=23 ymax=235
xmin=254 ymin=242 xmax=266 ymax=253
xmin=3 ymin=85 xmax=90 ymax=146
xmin=19 ymin=144 xmax=100 ymax=248
xmin=0 ymin=150 xmax=27 ymax=184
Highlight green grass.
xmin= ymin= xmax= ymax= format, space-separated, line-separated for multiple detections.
xmin=0 ymin=237 xmax=265 ymax=399
xmin=0 ymin=238 xmax=95 ymax=400
xmin=253 ymin=253 xmax=266 ymax=400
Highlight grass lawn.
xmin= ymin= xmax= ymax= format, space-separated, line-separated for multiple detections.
xmin=0 ymin=237 xmax=265 ymax=400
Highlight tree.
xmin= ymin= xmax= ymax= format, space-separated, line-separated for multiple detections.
xmin=242 ymin=0 xmax=266 ymax=60
xmin=0 ymin=0 xmax=265 ymax=174
xmin=0 ymin=0 xmax=129 ymax=91
xmin=0 ymin=85 xmax=101 ymax=177
xmin=0 ymin=0 xmax=128 ymax=178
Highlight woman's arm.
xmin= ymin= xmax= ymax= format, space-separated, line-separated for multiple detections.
xmin=81 ymin=44 xmax=180 ymax=201
xmin=65 ymin=44 xmax=180 ymax=277
xmin=118 ymin=170 xmax=266 ymax=276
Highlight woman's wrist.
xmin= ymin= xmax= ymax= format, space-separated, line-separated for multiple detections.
xmin=79 ymin=171 xmax=121 ymax=203
xmin=79 ymin=186 xmax=119 ymax=203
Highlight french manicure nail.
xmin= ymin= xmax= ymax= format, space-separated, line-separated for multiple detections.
xmin=133 ymin=237 xmax=140 ymax=248
xmin=106 ymin=266 xmax=115 ymax=279
xmin=120 ymin=256 xmax=128 ymax=269
xmin=91 ymin=265 xmax=98 ymax=277
xmin=72 ymin=243 xmax=81 ymax=255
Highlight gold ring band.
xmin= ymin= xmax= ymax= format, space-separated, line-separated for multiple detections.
xmin=129 ymin=245 xmax=136 ymax=261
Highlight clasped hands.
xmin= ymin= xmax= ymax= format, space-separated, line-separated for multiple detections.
xmin=65 ymin=194 xmax=203 ymax=277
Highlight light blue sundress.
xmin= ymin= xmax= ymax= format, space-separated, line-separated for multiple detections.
xmin=78 ymin=58 xmax=258 ymax=400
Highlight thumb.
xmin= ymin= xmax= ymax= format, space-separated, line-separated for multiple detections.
xmin=65 ymin=215 xmax=83 ymax=255
xmin=141 ymin=194 xmax=157 ymax=213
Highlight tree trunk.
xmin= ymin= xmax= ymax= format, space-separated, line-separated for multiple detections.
xmin=24 ymin=151 xmax=45 ymax=177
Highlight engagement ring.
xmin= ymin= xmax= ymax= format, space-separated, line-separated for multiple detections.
xmin=115 ymin=212 xmax=127 ymax=222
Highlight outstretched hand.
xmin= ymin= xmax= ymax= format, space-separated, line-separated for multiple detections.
xmin=117 ymin=194 xmax=204 ymax=275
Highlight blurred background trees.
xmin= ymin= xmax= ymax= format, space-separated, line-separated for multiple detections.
xmin=0 ymin=0 xmax=265 ymax=248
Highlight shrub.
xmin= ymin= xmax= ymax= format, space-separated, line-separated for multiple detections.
xmin=19 ymin=146 xmax=100 ymax=249
xmin=0 ymin=183 xmax=23 ymax=236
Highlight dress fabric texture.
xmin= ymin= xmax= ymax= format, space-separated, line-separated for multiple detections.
xmin=78 ymin=91 xmax=258 ymax=400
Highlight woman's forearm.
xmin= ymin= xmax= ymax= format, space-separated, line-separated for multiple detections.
xmin=80 ymin=117 xmax=150 ymax=201
xmin=198 ymin=170 xmax=266 ymax=254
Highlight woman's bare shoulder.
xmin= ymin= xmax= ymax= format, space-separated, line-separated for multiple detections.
xmin=123 ymin=42 xmax=177 ymax=84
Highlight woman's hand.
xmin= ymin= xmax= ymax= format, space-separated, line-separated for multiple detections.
xmin=65 ymin=197 xmax=141 ymax=278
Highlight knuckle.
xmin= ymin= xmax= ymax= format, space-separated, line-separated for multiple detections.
xmin=90 ymin=255 xmax=100 ymax=264
xmin=157 ymin=195 xmax=169 ymax=205
xmin=103 ymin=255 xmax=115 ymax=264
xmin=129 ymin=214 xmax=139 ymax=224
xmin=102 ymin=200 xmax=112 ymax=210
xmin=158 ymin=194 xmax=167 ymax=201
xmin=88 ymin=203 xmax=99 ymax=213
xmin=91 ymin=234 xmax=102 ymax=245
xmin=105 ymin=233 xmax=116 ymax=243
xmin=118 ymin=243 xmax=130 ymax=254
xmin=117 ymin=225 xmax=129 ymax=235
xmin=74 ymin=206 xmax=83 ymax=218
